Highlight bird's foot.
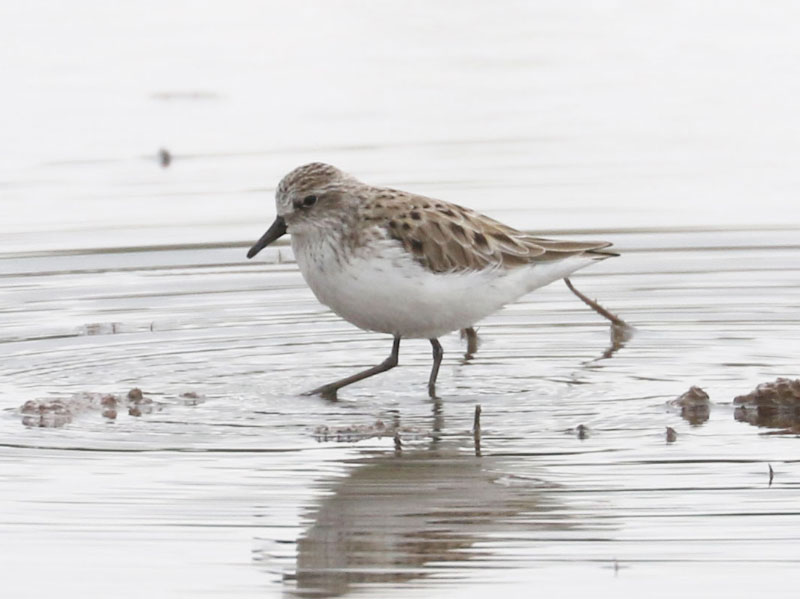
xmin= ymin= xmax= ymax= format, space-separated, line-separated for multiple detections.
xmin=303 ymin=385 xmax=339 ymax=401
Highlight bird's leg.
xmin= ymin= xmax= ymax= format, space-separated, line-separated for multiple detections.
xmin=460 ymin=327 xmax=479 ymax=359
xmin=428 ymin=338 xmax=444 ymax=398
xmin=563 ymin=277 xmax=634 ymax=359
xmin=306 ymin=336 xmax=401 ymax=400
xmin=563 ymin=278 xmax=630 ymax=327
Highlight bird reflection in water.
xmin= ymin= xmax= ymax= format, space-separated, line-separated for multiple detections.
xmin=276 ymin=437 xmax=577 ymax=598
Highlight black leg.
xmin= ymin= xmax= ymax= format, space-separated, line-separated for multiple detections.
xmin=428 ymin=338 xmax=443 ymax=398
xmin=306 ymin=336 xmax=401 ymax=400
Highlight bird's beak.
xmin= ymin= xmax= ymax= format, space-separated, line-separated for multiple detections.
xmin=247 ymin=216 xmax=287 ymax=258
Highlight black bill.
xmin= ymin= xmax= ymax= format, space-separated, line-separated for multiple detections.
xmin=246 ymin=216 xmax=287 ymax=258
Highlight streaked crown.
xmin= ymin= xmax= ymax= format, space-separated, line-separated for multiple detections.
xmin=275 ymin=162 xmax=355 ymax=216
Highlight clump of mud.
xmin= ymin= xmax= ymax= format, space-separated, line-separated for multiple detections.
xmin=314 ymin=419 xmax=425 ymax=443
xmin=565 ymin=424 xmax=589 ymax=439
xmin=19 ymin=388 xmax=204 ymax=428
xmin=734 ymin=378 xmax=800 ymax=433
xmin=666 ymin=426 xmax=678 ymax=443
xmin=20 ymin=388 xmax=154 ymax=427
xmin=669 ymin=386 xmax=711 ymax=425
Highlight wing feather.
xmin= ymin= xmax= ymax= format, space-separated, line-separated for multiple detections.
xmin=364 ymin=190 xmax=615 ymax=273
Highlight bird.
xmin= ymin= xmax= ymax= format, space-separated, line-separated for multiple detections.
xmin=247 ymin=162 xmax=617 ymax=399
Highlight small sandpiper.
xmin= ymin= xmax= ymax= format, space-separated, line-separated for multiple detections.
xmin=248 ymin=163 xmax=617 ymax=399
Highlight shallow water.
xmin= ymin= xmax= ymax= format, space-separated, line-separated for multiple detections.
xmin=3 ymin=2 xmax=800 ymax=598
xmin=3 ymin=229 xmax=800 ymax=598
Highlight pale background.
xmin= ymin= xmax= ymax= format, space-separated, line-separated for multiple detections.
xmin=3 ymin=0 xmax=799 ymax=254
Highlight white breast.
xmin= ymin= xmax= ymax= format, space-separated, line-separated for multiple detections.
xmin=292 ymin=235 xmax=597 ymax=339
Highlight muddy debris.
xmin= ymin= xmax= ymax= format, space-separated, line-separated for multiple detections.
xmin=18 ymin=388 xmax=180 ymax=428
xmin=159 ymin=147 xmax=172 ymax=168
xmin=179 ymin=391 xmax=205 ymax=405
xmin=127 ymin=387 xmax=145 ymax=403
xmin=564 ymin=424 xmax=590 ymax=439
xmin=80 ymin=322 xmax=123 ymax=336
xmin=734 ymin=378 xmax=800 ymax=433
xmin=669 ymin=386 xmax=711 ymax=425
xmin=314 ymin=419 xmax=425 ymax=443
xmin=666 ymin=426 xmax=678 ymax=443
xmin=20 ymin=399 xmax=73 ymax=428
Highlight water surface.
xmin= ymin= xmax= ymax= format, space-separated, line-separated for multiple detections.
xmin=2 ymin=2 xmax=800 ymax=598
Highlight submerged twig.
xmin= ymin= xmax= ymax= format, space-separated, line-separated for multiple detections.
xmin=768 ymin=463 xmax=774 ymax=487
xmin=473 ymin=404 xmax=482 ymax=457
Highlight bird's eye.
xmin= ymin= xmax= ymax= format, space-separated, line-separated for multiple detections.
xmin=302 ymin=195 xmax=318 ymax=207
